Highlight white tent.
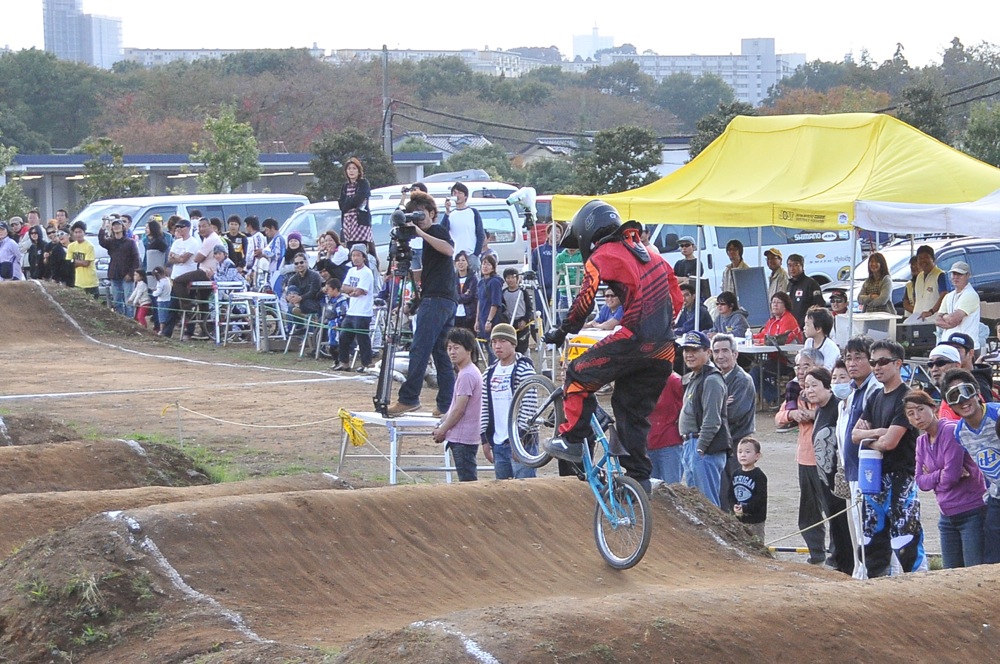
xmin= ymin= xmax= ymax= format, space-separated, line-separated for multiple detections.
xmin=855 ymin=188 xmax=1000 ymax=235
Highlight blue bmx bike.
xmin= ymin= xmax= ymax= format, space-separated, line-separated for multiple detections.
xmin=507 ymin=375 xmax=652 ymax=569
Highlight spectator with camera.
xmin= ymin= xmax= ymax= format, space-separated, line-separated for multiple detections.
xmin=387 ymin=191 xmax=458 ymax=417
xmin=98 ymin=216 xmax=141 ymax=316
xmin=442 ymin=182 xmax=485 ymax=273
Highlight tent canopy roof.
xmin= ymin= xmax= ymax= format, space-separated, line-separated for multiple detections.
xmin=552 ymin=113 xmax=1000 ymax=230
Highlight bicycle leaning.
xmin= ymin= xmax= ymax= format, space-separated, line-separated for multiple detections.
xmin=506 ymin=374 xmax=652 ymax=570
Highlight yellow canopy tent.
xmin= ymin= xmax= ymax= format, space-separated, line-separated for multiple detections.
xmin=552 ymin=113 xmax=1000 ymax=230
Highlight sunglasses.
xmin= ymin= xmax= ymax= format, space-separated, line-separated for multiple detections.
xmin=679 ymin=243 xmax=692 ymax=248
xmin=294 ymin=261 xmax=307 ymax=266
xmin=927 ymin=359 xmax=955 ymax=368
xmin=830 ymin=297 xmax=846 ymax=303
xmin=869 ymin=357 xmax=899 ymax=368
xmin=945 ymin=383 xmax=979 ymax=406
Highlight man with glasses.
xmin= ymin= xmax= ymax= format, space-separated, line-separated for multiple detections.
xmin=935 ymin=261 xmax=980 ymax=353
xmin=851 ymin=339 xmax=926 ymax=576
xmin=943 ymin=368 xmax=1000 ymax=563
xmin=672 ymin=235 xmax=702 ymax=290
xmin=284 ymin=251 xmax=323 ymax=317
xmin=840 ymin=336 xmax=881 ymax=578
xmin=583 ymin=289 xmax=623 ymax=331
xmin=927 ymin=343 xmax=963 ymax=420
xmin=765 ymin=248 xmax=788 ymax=300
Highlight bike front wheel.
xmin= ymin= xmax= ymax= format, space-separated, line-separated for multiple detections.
xmin=594 ymin=474 xmax=652 ymax=570
xmin=508 ymin=374 xmax=562 ymax=468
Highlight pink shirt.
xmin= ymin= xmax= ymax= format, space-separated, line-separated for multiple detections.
xmin=445 ymin=363 xmax=483 ymax=445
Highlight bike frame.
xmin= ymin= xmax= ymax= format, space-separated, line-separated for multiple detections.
xmin=534 ymin=387 xmax=630 ymax=528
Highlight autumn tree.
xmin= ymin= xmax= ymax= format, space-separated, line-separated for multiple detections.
xmin=653 ymin=73 xmax=735 ymax=132
xmin=764 ymin=86 xmax=891 ymax=115
xmin=962 ymin=102 xmax=1000 ymax=167
xmin=189 ymin=106 xmax=262 ymax=194
xmin=0 ymin=137 xmax=32 ymax=221
xmin=76 ymin=137 xmax=148 ymax=206
xmin=571 ymin=125 xmax=660 ymax=195
xmin=895 ymin=81 xmax=948 ymax=142
xmin=305 ymin=129 xmax=396 ymax=202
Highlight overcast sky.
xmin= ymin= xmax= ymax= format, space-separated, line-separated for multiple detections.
xmin=3 ymin=0 xmax=998 ymax=68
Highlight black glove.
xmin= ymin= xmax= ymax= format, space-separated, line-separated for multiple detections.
xmin=543 ymin=327 xmax=567 ymax=347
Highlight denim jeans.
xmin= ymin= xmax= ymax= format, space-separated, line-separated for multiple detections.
xmin=985 ymin=497 xmax=1000 ymax=565
xmin=338 ymin=315 xmax=372 ymax=367
xmin=682 ymin=438 xmax=726 ymax=507
xmin=399 ymin=296 xmax=456 ymax=412
xmin=447 ymin=442 xmax=478 ymax=482
xmin=649 ymin=445 xmax=683 ymax=484
xmin=110 ymin=279 xmax=127 ymax=315
xmin=123 ymin=279 xmax=136 ymax=318
xmin=491 ymin=440 xmax=536 ymax=479
xmin=939 ymin=505 xmax=985 ymax=568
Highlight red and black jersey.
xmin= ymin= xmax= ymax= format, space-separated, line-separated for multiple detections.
xmin=561 ymin=236 xmax=681 ymax=346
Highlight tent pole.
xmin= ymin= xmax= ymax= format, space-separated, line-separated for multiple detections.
xmin=848 ymin=227 xmax=857 ymax=340
xmin=694 ymin=225 xmax=704 ymax=330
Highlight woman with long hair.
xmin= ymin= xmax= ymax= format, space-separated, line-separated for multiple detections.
xmin=858 ymin=251 xmax=896 ymax=314
xmin=26 ymin=226 xmax=47 ymax=279
xmin=142 ymin=219 xmax=172 ymax=289
xmin=338 ymin=157 xmax=373 ymax=255
xmin=454 ymin=251 xmax=478 ymax=331
xmin=907 ymin=388 xmax=986 ymax=568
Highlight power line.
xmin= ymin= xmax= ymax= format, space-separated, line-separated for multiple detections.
xmin=394 ymin=99 xmax=595 ymax=139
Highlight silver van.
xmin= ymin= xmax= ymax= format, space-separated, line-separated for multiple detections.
xmin=74 ymin=194 xmax=308 ymax=293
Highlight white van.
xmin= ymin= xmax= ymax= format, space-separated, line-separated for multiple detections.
xmin=368 ymin=181 xmax=517 ymax=204
xmin=280 ymin=197 xmax=528 ymax=268
xmin=74 ymin=194 xmax=308 ymax=293
xmin=648 ymin=223 xmax=861 ymax=295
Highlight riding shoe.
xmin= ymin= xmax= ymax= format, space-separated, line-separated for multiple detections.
xmin=543 ymin=436 xmax=584 ymax=463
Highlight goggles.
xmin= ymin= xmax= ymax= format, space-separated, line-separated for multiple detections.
xmin=945 ymin=383 xmax=979 ymax=406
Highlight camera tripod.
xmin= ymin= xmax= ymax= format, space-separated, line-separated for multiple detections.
xmin=373 ymin=240 xmax=418 ymax=417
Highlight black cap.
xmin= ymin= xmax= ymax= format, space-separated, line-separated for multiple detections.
xmin=174 ymin=219 xmax=192 ymax=228
xmin=945 ymin=332 xmax=975 ymax=351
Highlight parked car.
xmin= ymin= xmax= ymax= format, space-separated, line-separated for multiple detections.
xmin=823 ymin=236 xmax=1000 ymax=310
xmin=74 ymin=194 xmax=308 ymax=295
xmin=279 ymin=197 xmax=529 ymax=269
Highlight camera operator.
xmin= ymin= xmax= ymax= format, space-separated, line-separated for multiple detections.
xmin=387 ymin=191 xmax=457 ymax=416
xmin=399 ymin=182 xmax=428 ymax=284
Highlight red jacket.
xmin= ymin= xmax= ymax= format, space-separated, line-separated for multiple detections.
xmin=754 ymin=311 xmax=803 ymax=345
xmin=562 ymin=233 xmax=682 ymax=352
xmin=648 ymin=373 xmax=684 ymax=450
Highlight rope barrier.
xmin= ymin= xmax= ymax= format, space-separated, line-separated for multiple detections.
xmin=163 ymin=403 xmax=342 ymax=429
xmin=764 ymin=496 xmax=863 ymax=547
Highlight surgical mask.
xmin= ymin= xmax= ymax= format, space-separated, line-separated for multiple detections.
xmin=832 ymin=383 xmax=853 ymax=400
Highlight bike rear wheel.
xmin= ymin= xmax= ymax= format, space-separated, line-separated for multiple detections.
xmin=508 ymin=374 xmax=562 ymax=468
xmin=594 ymin=474 xmax=651 ymax=570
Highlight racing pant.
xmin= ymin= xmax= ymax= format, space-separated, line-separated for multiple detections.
xmin=559 ymin=335 xmax=673 ymax=482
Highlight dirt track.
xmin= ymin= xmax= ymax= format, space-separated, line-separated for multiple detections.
xmin=0 ymin=280 xmax=992 ymax=663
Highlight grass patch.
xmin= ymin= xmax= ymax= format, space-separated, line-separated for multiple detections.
xmin=928 ymin=554 xmax=943 ymax=571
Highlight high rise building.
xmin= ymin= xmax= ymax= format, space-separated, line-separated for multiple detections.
xmin=573 ymin=27 xmax=614 ymax=61
xmin=43 ymin=0 xmax=122 ymax=69
xmin=601 ymin=38 xmax=805 ymax=106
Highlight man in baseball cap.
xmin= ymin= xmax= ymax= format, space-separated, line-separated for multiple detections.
xmin=677 ymin=329 xmax=730 ymax=507
xmin=480 ymin=322 xmax=538 ymax=479
xmin=764 ymin=248 xmax=788 ymax=300
xmin=934 ymin=261 xmax=981 ymax=359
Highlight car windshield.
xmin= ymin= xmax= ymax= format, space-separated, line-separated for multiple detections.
xmin=73 ymin=204 xmax=143 ymax=235
xmin=280 ymin=208 xmax=342 ymax=248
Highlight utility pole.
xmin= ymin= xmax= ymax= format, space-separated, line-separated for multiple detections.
xmin=381 ymin=45 xmax=392 ymax=156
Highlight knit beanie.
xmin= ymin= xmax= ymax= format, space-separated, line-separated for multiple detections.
xmin=490 ymin=323 xmax=518 ymax=346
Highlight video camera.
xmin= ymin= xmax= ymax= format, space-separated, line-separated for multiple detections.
xmin=387 ymin=209 xmax=425 ymax=263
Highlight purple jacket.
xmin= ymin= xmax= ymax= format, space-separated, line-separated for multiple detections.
xmin=915 ymin=419 xmax=986 ymax=516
